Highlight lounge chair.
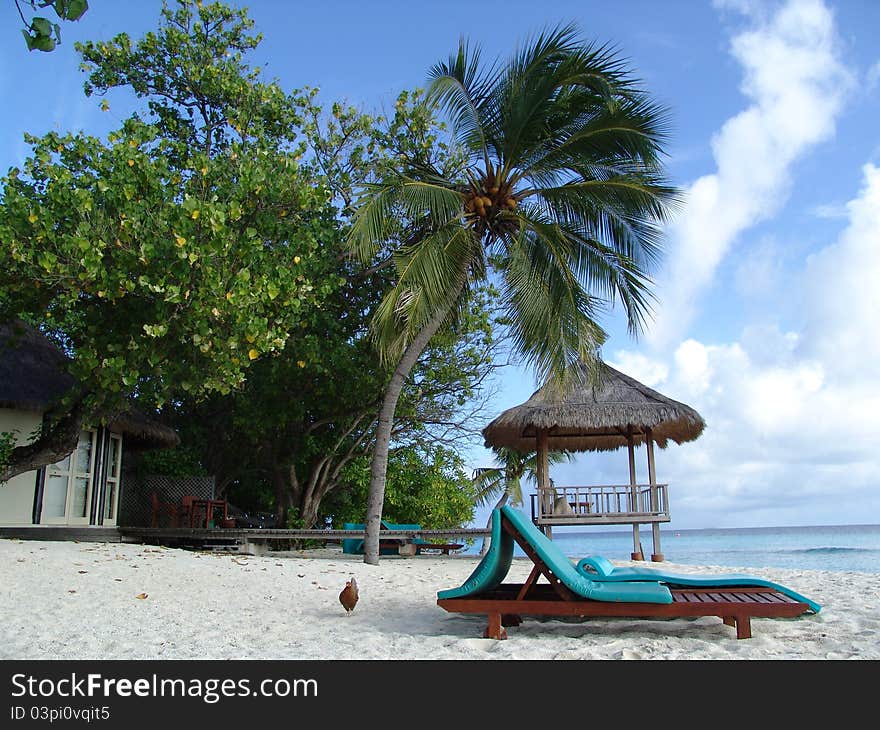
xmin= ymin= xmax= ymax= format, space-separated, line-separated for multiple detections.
xmin=437 ymin=506 xmax=820 ymax=640
xmin=342 ymin=520 xmax=425 ymax=556
xmin=415 ymin=541 xmax=464 ymax=555
xmin=342 ymin=520 xmax=464 ymax=556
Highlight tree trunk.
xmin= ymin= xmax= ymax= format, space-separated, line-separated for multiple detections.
xmin=299 ymin=497 xmax=321 ymax=530
xmin=1 ymin=398 xmax=87 ymax=483
xmin=479 ymin=492 xmax=509 ymax=555
xmin=363 ymin=301 xmax=458 ymax=565
xmin=272 ymin=465 xmax=291 ymax=527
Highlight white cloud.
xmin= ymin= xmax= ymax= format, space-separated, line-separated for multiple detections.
xmin=799 ymin=163 xmax=880 ymax=373
xmin=673 ymin=339 xmax=713 ymax=397
xmin=649 ymin=0 xmax=853 ymax=347
xmin=607 ymin=351 xmax=668 ymax=387
xmin=595 ymin=162 xmax=880 ymax=528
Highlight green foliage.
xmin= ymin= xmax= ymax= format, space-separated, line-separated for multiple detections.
xmin=302 ymin=88 xmax=460 ymax=222
xmin=0 ymin=431 xmax=17 ymax=482
xmin=0 ymin=0 xmax=337 ymax=433
xmin=16 ymin=0 xmax=88 ymax=52
xmin=472 ymin=447 xmax=574 ymax=507
xmin=147 ymin=81 xmax=497 ymax=528
xmin=331 ymin=447 xmax=477 ymax=529
xmin=136 ymin=442 xmax=208 ymax=478
xmin=159 ymin=271 xmax=500 ymax=528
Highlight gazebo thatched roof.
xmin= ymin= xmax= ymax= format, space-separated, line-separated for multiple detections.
xmin=483 ymin=361 xmax=705 ymax=453
xmin=0 ymin=320 xmax=179 ymax=450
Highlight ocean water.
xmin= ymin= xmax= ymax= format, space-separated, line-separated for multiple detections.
xmin=462 ymin=523 xmax=880 ymax=574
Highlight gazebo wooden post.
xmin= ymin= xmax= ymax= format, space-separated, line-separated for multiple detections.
xmin=627 ymin=429 xmax=643 ymax=561
xmin=536 ymin=428 xmax=551 ymax=538
xmin=645 ymin=427 xmax=663 ymax=562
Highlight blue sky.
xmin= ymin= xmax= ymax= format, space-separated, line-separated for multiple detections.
xmin=3 ymin=1 xmax=880 ymax=530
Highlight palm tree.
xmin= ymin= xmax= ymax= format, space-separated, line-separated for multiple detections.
xmin=472 ymin=447 xmax=573 ymax=554
xmin=348 ymin=23 xmax=679 ymax=564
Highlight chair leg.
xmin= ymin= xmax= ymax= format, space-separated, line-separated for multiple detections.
xmin=723 ymin=614 xmax=752 ymax=639
xmin=484 ymin=612 xmax=508 ymax=640
xmin=735 ymin=616 xmax=751 ymax=640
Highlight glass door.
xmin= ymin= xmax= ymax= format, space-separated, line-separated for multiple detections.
xmin=41 ymin=430 xmax=96 ymax=525
xmin=102 ymin=434 xmax=122 ymax=526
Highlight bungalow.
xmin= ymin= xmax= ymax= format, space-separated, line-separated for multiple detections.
xmin=0 ymin=321 xmax=178 ymax=527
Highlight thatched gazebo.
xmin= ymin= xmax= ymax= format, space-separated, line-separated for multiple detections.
xmin=482 ymin=360 xmax=705 ymax=561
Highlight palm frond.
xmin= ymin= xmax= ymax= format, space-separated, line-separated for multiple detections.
xmin=472 ymin=446 xmax=575 ymax=507
xmin=517 ymin=205 xmax=658 ymax=336
xmin=370 ymin=225 xmax=482 ymax=363
xmin=531 ymin=176 xmax=678 ymax=271
xmin=348 ymin=175 xmax=464 ymax=250
xmin=427 ymin=37 xmax=499 ymax=158
xmin=518 ymin=93 xmax=674 ymax=182
xmin=498 ymin=223 xmax=607 ymax=383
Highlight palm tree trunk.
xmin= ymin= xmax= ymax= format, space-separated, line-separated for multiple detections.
xmin=479 ymin=492 xmax=509 ymax=555
xmin=363 ymin=299 xmax=458 ymax=565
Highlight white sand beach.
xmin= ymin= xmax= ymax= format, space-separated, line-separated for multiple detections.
xmin=2 ymin=538 xmax=877 ymax=661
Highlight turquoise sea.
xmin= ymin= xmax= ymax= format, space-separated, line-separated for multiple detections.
xmin=462 ymin=523 xmax=880 ymax=574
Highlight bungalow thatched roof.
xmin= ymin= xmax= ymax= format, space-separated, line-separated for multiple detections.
xmin=0 ymin=320 xmax=75 ymax=412
xmin=483 ymin=361 xmax=705 ymax=453
xmin=0 ymin=320 xmax=179 ymax=449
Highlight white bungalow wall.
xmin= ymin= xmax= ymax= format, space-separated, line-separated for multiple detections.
xmin=0 ymin=409 xmax=43 ymax=525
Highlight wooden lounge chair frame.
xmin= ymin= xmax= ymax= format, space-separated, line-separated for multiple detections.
xmin=416 ymin=542 xmax=464 ymax=555
xmin=437 ymin=507 xmax=816 ymax=640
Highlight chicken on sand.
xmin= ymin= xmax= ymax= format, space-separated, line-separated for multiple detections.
xmin=339 ymin=576 xmax=358 ymax=615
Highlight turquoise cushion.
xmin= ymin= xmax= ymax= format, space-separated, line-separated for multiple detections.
xmin=342 ymin=520 xmax=422 ymax=555
xmin=575 ymin=556 xmax=821 ymax=613
xmin=437 ymin=509 xmax=513 ymax=600
xmin=342 ymin=522 xmax=364 ymax=554
xmin=578 ymin=554 xmax=616 ymax=577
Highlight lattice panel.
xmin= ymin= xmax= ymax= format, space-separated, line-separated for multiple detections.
xmin=118 ymin=473 xmax=215 ymax=527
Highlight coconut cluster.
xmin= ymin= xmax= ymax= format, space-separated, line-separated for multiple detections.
xmin=464 ymin=180 xmax=517 ymax=216
xmin=463 ymin=172 xmax=518 ymax=236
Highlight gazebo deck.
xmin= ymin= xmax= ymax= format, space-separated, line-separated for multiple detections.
xmin=530 ymin=483 xmax=670 ymax=526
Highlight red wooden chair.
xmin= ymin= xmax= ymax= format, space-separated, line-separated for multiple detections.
xmin=150 ymin=492 xmax=179 ymax=528
xmin=180 ymin=495 xmax=200 ymax=528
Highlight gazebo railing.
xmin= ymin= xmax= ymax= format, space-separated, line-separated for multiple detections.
xmin=530 ymin=483 xmax=669 ymax=524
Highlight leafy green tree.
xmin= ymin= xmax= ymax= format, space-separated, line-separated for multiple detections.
xmin=331 ymin=445 xmax=478 ymax=531
xmin=15 ymin=0 xmax=88 ymax=52
xmin=151 ymin=278 xmax=501 ymax=528
xmin=128 ymin=84 xmax=502 ymax=529
xmin=348 ymin=24 xmax=679 ymax=563
xmin=0 ymin=1 xmax=336 ymax=481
